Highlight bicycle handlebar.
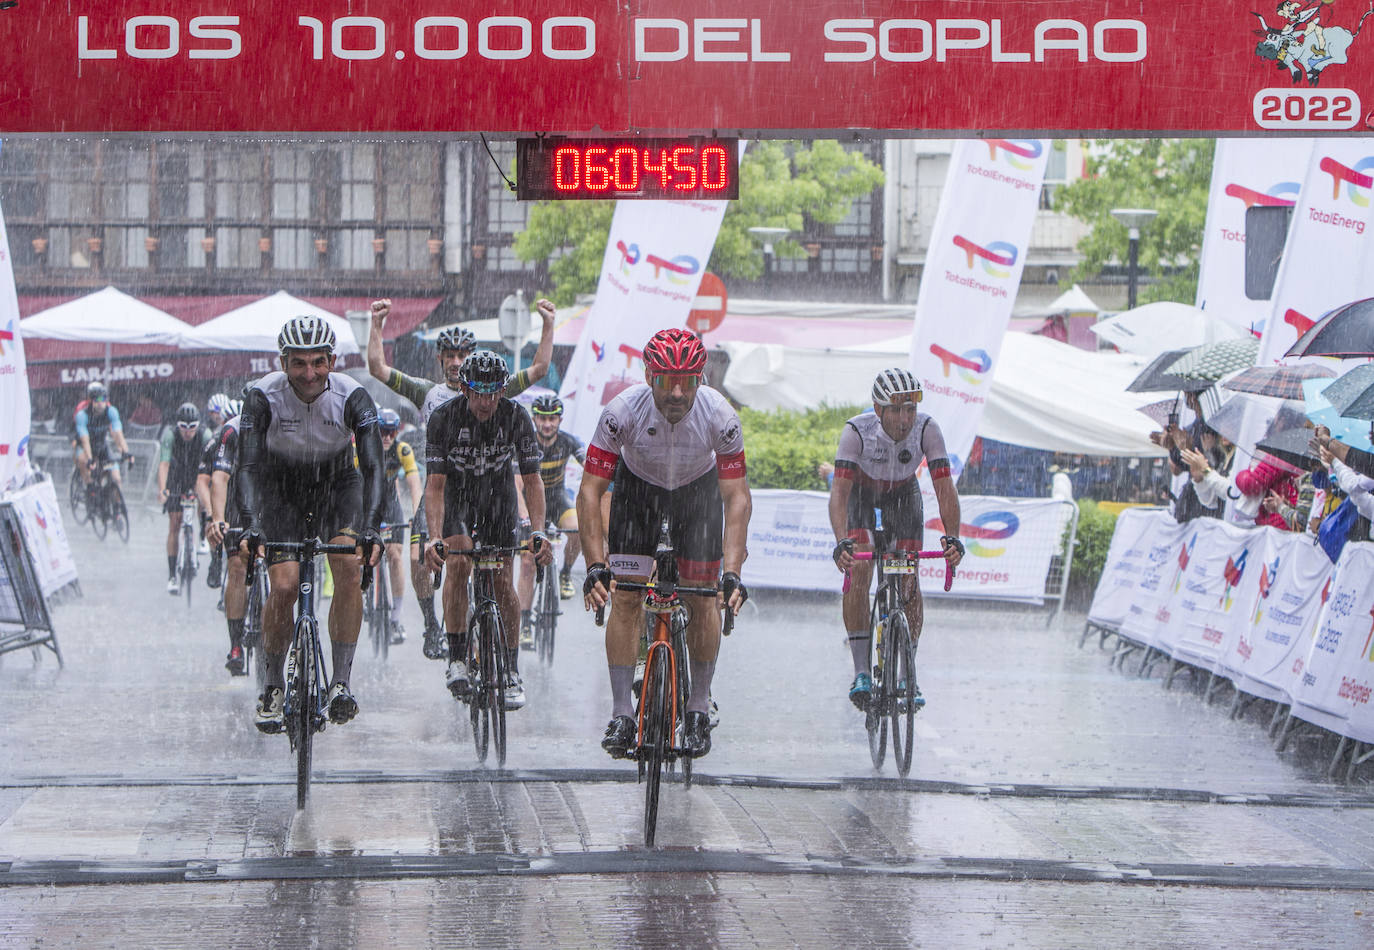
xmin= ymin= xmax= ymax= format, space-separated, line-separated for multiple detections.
xmin=592 ymin=578 xmax=737 ymax=636
xmin=244 ymin=537 xmax=376 ymax=591
xmin=843 ymin=549 xmax=955 ymax=593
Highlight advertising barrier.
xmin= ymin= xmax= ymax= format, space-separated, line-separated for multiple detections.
xmin=3 ymin=477 xmax=79 ymax=598
xmin=747 ymin=489 xmax=1075 ymax=607
xmin=1090 ymin=509 xmax=1374 ymax=747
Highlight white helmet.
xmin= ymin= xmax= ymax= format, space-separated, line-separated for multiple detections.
xmin=277 ymin=315 xmax=337 ymax=354
xmin=872 ymin=367 xmax=922 ymax=406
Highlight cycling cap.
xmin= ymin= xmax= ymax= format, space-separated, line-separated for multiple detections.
xmin=277 ymin=315 xmax=337 ymax=354
xmin=436 ymin=326 xmax=477 ymax=353
xmin=205 ymin=392 xmax=231 ymax=415
xmin=227 ymin=398 xmax=243 ymax=418
xmin=530 ymin=394 xmax=563 ymax=416
xmin=175 ymin=402 xmax=200 ymax=424
xmin=643 ymin=327 xmax=707 ymax=375
xmin=86 ymin=381 xmax=109 ymax=400
xmin=872 ymin=367 xmax=922 ymax=406
xmin=459 ymin=349 xmax=510 ymax=394
xmin=378 ymin=408 xmax=402 ymax=431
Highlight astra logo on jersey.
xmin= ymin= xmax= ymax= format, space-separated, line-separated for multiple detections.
xmin=927 ymin=509 xmax=1018 ymax=558
xmin=1224 ymin=181 xmax=1300 ymax=208
xmin=929 ymin=344 xmax=992 ymax=384
xmin=984 ymin=139 xmax=1042 ymax=171
xmin=1318 ymin=155 xmax=1374 ymax=206
xmin=952 ymin=235 xmax=1018 ymax=278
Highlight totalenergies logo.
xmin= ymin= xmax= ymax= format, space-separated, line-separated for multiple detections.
xmin=615 ymin=240 xmax=641 ymax=276
xmin=929 ymin=343 xmax=992 ymax=385
xmin=927 ymin=510 xmax=1018 ymax=558
xmin=0 ymin=318 xmax=14 ymax=357
xmin=952 ymin=235 xmax=1018 ymax=278
xmin=1318 ymin=155 xmax=1374 ymax=207
xmin=1219 ymin=547 xmax=1248 ymax=612
xmin=1252 ymin=553 xmax=1279 ymax=624
xmin=1171 ymin=532 xmax=1197 ymax=593
xmin=645 ymin=253 xmax=699 ymax=286
xmin=1223 ymin=181 xmax=1299 ymax=208
xmin=985 ymin=139 xmax=1042 ymax=171
xmin=0 ymin=434 xmax=29 ymax=461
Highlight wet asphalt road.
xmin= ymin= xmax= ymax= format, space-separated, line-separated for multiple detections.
xmin=3 ymin=502 xmax=1374 ymax=948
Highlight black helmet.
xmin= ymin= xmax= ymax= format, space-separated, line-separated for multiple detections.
xmin=436 ymin=326 xmax=477 ymax=353
xmin=458 ymin=349 xmax=509 ymax=394
xmin=86 ymin=381 xmax=109 ymax=401
xmin=530 ymin=394 xmax=563 ymax=416
xmin=175 ymin=402 xmax=200 ymax=425
xmin=378 ymin=408 xmax=402 ymax=431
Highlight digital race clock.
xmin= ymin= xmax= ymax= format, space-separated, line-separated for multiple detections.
xmin=516 ymin=137 xmax=739 ymax=201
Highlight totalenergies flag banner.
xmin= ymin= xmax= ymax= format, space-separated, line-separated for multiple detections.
xmin=909 ymin=139 xmax=1047 ymax=477
xmin=1086 ymin=506 xmax=1167 ymax=630
xmin=4 ymin=479 xmax=77 ymax=596
xmin=1195 ymin=138 xmax=1314 ymax=335
xmin=1166 ymin=518 xmax=1265 ymax=670
xmin=745 ymin=490 xmax=1073 ymax=604
xmin=559 ymin=198 xmax=727 ymax=443
xmin=0 ymin=193 xmax=30 ymax=494
xmin=1290 ymin=542 xmax=1374 ymax=743
xmin=5 ymin=3 xmax=1374 ymax=134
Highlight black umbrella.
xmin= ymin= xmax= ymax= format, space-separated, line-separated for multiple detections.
xmin=1126 ymin=347 xmax=1213 ymax=394
xmin=1285 ymin=298 xmax=1374 ymax=359
xmin=1320 ymin=363 xmax=1374 ymax=420
xmin=1255 ymin=427 xmax=1322 ymax=472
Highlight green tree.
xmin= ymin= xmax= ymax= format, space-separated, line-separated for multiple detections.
xmin=514 ymin=141 xmax=884 ymax=306
xmin=1052 ymin=139 xmax=1213 ymax=305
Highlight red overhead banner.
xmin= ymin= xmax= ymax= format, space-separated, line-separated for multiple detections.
xmin=4 ymin=2 xmax=1374 ymax=134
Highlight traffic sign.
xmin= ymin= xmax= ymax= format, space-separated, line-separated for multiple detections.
xmin=687 ymin=273 xmax=727 ymax=335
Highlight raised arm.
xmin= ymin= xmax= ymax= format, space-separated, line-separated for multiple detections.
xmin=366 ymin=298 xmax=393 ymax=384
xmin=525 ymin=298 xmax=557 ymax=385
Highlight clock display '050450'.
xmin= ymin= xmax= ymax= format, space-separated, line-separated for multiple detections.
xmin=517 ymin=138 xmax=740 ymax=200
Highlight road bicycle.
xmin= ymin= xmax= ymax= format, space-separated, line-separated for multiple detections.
xmin=531 ymin=525 xmax=577 ymax=665
xmin=174 ymin=492 xmax=199 ymax=605
xmin=594 ymin=518 xmax=734 ymax=847
xmin=249 ymin=530 xmax=372 ymax=809
xmin=439 ymin=535 xmax=543 ymax=768
xmin=365 ymin=523 xmax=406 ymax=661
xmin=845 ymin=534 xmax=954 ymax=778
xmin=78 ymin=456 xmax=131 ymax=542
xmin=238 ymin=540 xmax=268 ymax=689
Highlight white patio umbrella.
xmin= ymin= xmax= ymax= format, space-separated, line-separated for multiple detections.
xmin=20 ymin=285 xmax=192 ymax=373
xmin=1089 ymin=301 xmax=1248 ymax=358
xmin=178 ymin=291 xmax=360 ymax=356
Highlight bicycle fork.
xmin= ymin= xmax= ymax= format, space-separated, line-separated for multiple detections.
xmin=636 ymin=623 xmax=679 ymax=755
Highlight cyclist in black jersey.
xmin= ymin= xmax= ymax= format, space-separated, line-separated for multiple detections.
xmin=204 ymin=402 xmax=248 ymax=675
xmin=423 ymin=350 xmax=553 ymax=710
xmin=237 ymin=315 xmax=386 ymax=733
xmin=72 ymin=381 xmax=131 ymax=491
xmin=529 ymin=394 xmax=585 ymax=601
xmin=377 ymin=408 xmax=422 ymax=645
xmin=160 ymin=403 xmax=212 ymax=595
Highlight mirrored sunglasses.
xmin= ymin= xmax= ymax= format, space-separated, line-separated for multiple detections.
xmin=886 ymin=392 xmax=921 ymax=407
xmin=177 ymin=421 xmax=199 ymax=430
xmin=650 ymin=373 xmax=702 ymax=390
xmin=465 ymin=380 xmax=503 ymax=394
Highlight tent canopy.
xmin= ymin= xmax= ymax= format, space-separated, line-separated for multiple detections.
xmin=20 ymin=286 xmax=190 ymax=344
xmin=178 ymin=291 xmax=360 ymax=355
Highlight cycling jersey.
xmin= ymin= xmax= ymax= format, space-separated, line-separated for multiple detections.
xmin=72 ymin=401 xmax=123 ymax=446
xmin=386 ymin=366 xmax=538 ymax=425
xmin=425 ymin=393 xmax=541 ymax=542
xmin=161 ymin=424 xmax=211 ymax=488
xmin=536 ymin=430 xmax=586 ymax=491
xmin=236 ymin=371 xmax=385 ymax=544
xmin=833 ymin=412 xmax=951 ymax=491
xmin=205 ymin=416 xmax=244 ymax=527
xmin=386 ymin=439 xmax=419 ymax=482
xmin=585 ymin=384 xmax=746 ymax=490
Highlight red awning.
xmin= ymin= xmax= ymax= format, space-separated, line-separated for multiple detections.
xmin=19 ymin=293 xmax=442 ymax=388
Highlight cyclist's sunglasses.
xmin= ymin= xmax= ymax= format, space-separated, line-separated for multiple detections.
xmin=531 ymin=408 xmax=563 ymax=417
xmin=884 ymin=392 xmax=921 ymax=407
xmin=465 ymin=379 xmax=504 ymax=395
xmin=650 ymin=373 xmax=702 ymax=391
xmin=177 ymin=421 xmax=199 ymax=430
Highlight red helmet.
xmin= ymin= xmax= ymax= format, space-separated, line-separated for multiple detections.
xmin=643 ymin=328 xmax=707 ymax=375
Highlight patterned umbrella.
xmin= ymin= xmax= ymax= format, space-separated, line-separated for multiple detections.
xmin=1302 ymin=376 xmax=1374 ymax=452
xmin=1285 ymin=298 xmax=1374 ymax=359
xmin=1126 ymin=347 xmax=1214 ymax=394
xmin=1164 ymin=337 xmax=1261 ymax=382
xmin=1222 ymin=363 xmax=1335 ymax=400
xmin=1319 ymin=363 xmax=1374 ymax=421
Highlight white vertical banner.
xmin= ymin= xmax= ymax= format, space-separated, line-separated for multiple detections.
xmin=1195 ymin=138 xmax=1312 ymax=334
xmin=0 ymin=190 xmax=30 ymax=494
xmin=1257 ymin=139 xmax=1374 ymax=367
xmin=560 ymin=199 xmax=729 ymax=443
xmin=909 ymin=140 xmax=1048 ymax=477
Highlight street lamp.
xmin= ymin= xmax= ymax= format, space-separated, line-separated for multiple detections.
xmin=1109 ymin=208 xmax=1157 ymax=310
xmin=747 ymin=226 xmax=790 ymax=292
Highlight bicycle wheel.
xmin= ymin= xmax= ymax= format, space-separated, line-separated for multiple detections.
xmin=377 ymin=562 xmax=391 ymax=663
xmin=368 ymin=576 xmax=385 ymax=658
xmin=90 ymin=487 xmax=108 ymax=540
xmin=888 ymin=611 xmax=916 ymax=777
xmin=245 ymin=571 xmax=266 ymax=690
xmin=490 ymin=614 xmax=509 ymax=768
xmin=181 ymin=528 xmax=195 ymax=607
xmin=538 ymin=570 xmax=559 ymax=665
xmin=292 ymin=616 xmax=319 ymax=810
xmin=866 ymin=593 xmax=887 ymax=770
xmin=642 ymin=647 xmax=669 ymax=847
xmin=68 ymin=469 xmax=88 ymax=524
xmin=109 ymin=484 xmax=130 ymax=543
xmin=671 ymin=610 xmax=693 ymax=787
xmin=469 ymin=611 xmax=491 ymax=764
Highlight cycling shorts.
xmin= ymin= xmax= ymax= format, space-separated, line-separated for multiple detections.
xmin=545 ymin=484 xmax=573 ymax=524
xmin=381 ymin=486 xmax=405 ymax=529
xmin=608 ymin=465 xmax=722 ymax=583
xmin=258 ymin=469 xmax=364 ymax=564
xmin=845 ymin=480 xmax=924 ymax=552
xmin=441 ymin=479 xmax=519 ymax=548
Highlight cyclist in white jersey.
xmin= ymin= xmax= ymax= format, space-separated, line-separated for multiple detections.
xmin=579 ymin=328 xmax=752 ymax=760
xmin=829 ymin=368 xmax=964 ymax=710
